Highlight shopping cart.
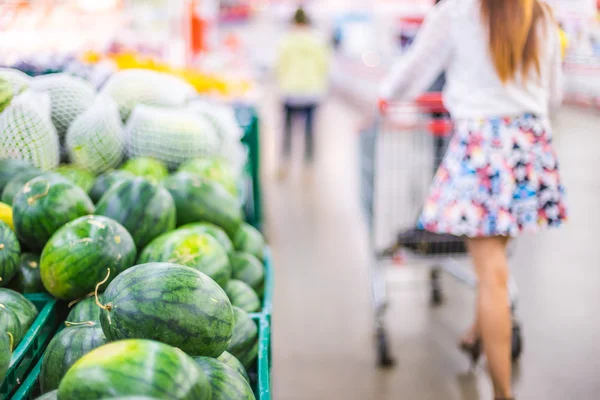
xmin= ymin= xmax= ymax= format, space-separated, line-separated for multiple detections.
xmin=360 ymin=93 xmax=523 ymax=367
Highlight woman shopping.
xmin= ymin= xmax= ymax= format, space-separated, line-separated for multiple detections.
xmin=379 ymin=0 xmax=567 ymax=399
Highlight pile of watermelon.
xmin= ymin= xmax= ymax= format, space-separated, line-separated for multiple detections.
xmin=0 ymin=153 xmax=266 ymax=398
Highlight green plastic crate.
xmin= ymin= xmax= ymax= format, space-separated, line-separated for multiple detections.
xmin=237 ymin=106 xmax=262 ymax=229
xmin=13 ymin=317 xmax=272 ymax=400
xmin=258 ymin=247 xmax=273 ymax=317
xmin=0 ymin=293 xmax=59 ymax=399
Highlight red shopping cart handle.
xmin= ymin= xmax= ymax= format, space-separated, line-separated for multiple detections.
xmin=428 ymin=120 xmax=453 ymax=137
xmin=415 ymin=92 xmax=447 ymax=113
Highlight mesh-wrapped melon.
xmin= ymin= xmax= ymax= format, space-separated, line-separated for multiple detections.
xmin=0 ymin=77 xmax=14 ymax=113
xmin=0 ymin=91 xmax=59 ymax=171
xmin=66 ymin=95 xmax=124 ymax=174
xmin=125 ymin=105 xmax=220 ymax=169
xmin=0 ymin=68 xmax=30 ymax=95
xmin=101 ymin=69 xmax=195 ymax=121
xmin=32 ymin=73 xmax=96 ymax=137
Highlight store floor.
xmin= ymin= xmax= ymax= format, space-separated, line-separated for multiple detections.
xmin=260 ymin=92 xmax=600 ymax=400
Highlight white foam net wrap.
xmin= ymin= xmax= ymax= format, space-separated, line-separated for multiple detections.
xmin=32 ymin=73 xmax=96 ymax=137
xmin=0 ymin=90 xmax=59 ymax=170
xmin=66 ymin=94 xmax=125 ymax=174
xmin=0 ymin=68 xmax=31 ymax=95
xmin=101 ymin=69 xmax=196 ymax=122
xmin=125 ymin=104 xmax=220 ymax=169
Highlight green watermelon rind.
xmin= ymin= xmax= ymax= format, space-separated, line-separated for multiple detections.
xmin=52 ymin=165 xmax=96 ymax=194
xmin=217 ymin=351 xmax=250 ymax=384
xmin=0 ymin=302 xmax=23 ymax=347
xmin=1 ymin=170 xmax=41 ymax=206
xmin=0 ymin=332 xmax=12 ymax=387
xmin=0 ymin=159 xmax=38 ymax=192
xmin=0 ymin=220 xmax=21 ymax=288
xmin=192 ymin=357 xmax=255 ymax=400
xmin=230 ymin=252 xmax=265 ymax=297
xmin=89 ymin=170 xmax=135 ymax=203
xmin=0 ymin=288 xmax=38 ymax=335
xmin=66 ymin=296 xmax=102 ymax=324
xmin=224 ymin=280 xmax=261 ymax=313
xmin=120 ymin=157 xmax=168 ymax=184
xmin=33 ymin=390 xmax=57 ymax=400
xmin=233 ymin=223 xmax=266 ymax=261
xmin=226 ymin=307 xmax=259 ymax=370
xmin=7 ymin=253 xmax=45 ymax=294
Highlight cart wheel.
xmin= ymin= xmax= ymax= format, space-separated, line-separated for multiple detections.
xmin=430 ymin=269 xmax=444 ymax=306
xmin=511 ymin=322 xmax=523 ymax=362
xmin=376 ymin=328 xmax=395 ymax=368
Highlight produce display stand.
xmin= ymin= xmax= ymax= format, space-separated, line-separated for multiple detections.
xmin=0 ymin=294 xmax=60 ymax=399
xmin=258 ymin=247 xmax=274 ymax=318
xmin=237 ymin=105 xmax=262 ymax=229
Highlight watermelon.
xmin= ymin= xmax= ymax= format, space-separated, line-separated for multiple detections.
xmin=57 ymin=339 xmax=211 ymax=400
xmin=53 ymin=165 xmax=95 ymax=194
xmin=178 ymin=158 xmax=238 ymax=196
xmin=99 ymin=263 xmax=234 ymax=357
xmin=40 ymin=215 xmax=136 ymax=301
xmin=224 ymin=280 xmax=260 ymax=313
xmin=7 ymin=253 xmax=45 ymax=294
xmin=67 ymin=296 xmax=101 ymax=324
xmin=137 ymin=230 xmax=231 ymax=287
xmin=178 ymin=223 xmax=234 ymax=255
xmin=233 ymin=223 xmax=265 ymax=261
xmin=1 ymin=170 xmax=41 ymax=206
xmin=0 ymin=332 xmax=12 ymax=385
xmin=89 ymin=170 xmax=135 ymax=203
xmin=40 ymin=323 xmax=107 ymax=392
xmin=230 ymin=253 xmax=264 ymax=297
xmin=217 ymin=351 xmax=250 ymax=384
xmin=0 ymin=288 xmax=38 ymax=331
xmin=0 ymin=302 xmax=22 ymax=347
xmin=0 ymin=159 xmax=38 ymax=192
xmin=99 ymin=398 xmax=159 ymax=400
xmin=34 ymin=390 xmax=57 ymax=400
xmin=120 ymin=157 xmax=168 ymax=184
xmin=0 ymin=76 xmax=14 ymax=113
xmin=12 ymin=174 xmax=94 ymax=252
xmin=192 ymin=357 xmax=255 ymax=400
xmin=95 ymin=178 xmax=176 ymax=249
xmin=163 ymin=172 xmax=242 ymax=236
xmin=0 ymin=221 xmax=20 ymax=287
xmin=226 ymin=307 xmax=258 ymax=369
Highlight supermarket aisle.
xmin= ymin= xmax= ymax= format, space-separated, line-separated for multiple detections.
xmin=261 ymin=90 xmax=600 ymax=400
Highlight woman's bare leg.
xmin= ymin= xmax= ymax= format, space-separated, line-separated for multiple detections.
xmin=467 ymin=237 xmax=512 ymax=398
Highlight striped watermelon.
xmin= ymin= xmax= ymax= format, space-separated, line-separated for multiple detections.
xmin=40 ymin=323 xmax=107 ymax=392
xmin=163 ymin=172 xmax=242 ymax=236
xmin=233 ymin=223 xmax=265 ymax=261
xmin=0 ymin=332 xmax=11 ymax=386
xmin=178 ymin=157 xmax=238 ymax=196
xmin=99 ymin=263 xmax=234 ymax=357
xmin=224 ymin=280 xmax=260 ymax=313
xmin=57 ymin=339 xmax=211 ymax=400
xmin=217 ymin=351 xmax=250 ymax=384
xmin=7 ymin=253 xmax=45 ymax=294
xmin=0 ymin=159 xmax=38 ymax=192
xmin=12 ymin=174 xmax=94 ymax=252
xmin=53 ymin=165 xmax=96 ymax=194
xmin=230 ymin=252 xmax=264 ymax=297
xmin=178 ymin=223 xmax=234 ymax=255
xmin=40 ymin=215 xmax=137 ymax=301
xmin=226 ymin=307 xmax=258 ymax=369
xmin=95 ymin=178 xmax=176 ymax=249
xmin=67 ymin=296 xmax=101 ymax=324
xmin=137 ymin=230 xmax=231 ymax=287
xmin=0 ymin=302 xmax=22 ymax=347
xmin=1 ymin=170 xmax=41 ymax=206
xmin=0 ymin=289 xmax=38 ymax=332
xmin=192 ymin=357 xmax=255 ymax=400
xmin=0 ymin=220 xmax=20 ymax=287
xmin=120 ymin=157 xmax=168 ymax=184
xmin=89 ymin=170 xmax=135 ymax=203
xmin=0 ymin=76 xmax=14 ymax=113
xmin=33 ymin=390 xmax=57 ymax=400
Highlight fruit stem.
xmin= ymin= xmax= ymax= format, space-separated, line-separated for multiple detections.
xmin=95 ymin=268 xmax=113 ymax=311
xmin=68 ymin=291 xmax=95 ymax=308
xmin=65 ymin=321 xmax=96 ymax=327
xmin=7 ymin=332 xmax=13 ymax=351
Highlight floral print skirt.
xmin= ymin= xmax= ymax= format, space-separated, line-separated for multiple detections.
xmin=418 ymin=114 xmax=567 ymax=238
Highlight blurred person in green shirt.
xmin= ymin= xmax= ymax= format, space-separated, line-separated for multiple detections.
xmin=276 ymin=7 xmax=330 ymax=179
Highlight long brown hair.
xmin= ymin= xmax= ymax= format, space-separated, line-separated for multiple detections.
xmin=481 ymin=0 xmax=550 ymax=83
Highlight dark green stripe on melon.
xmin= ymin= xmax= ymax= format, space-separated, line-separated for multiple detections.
xmin=40 ymin=215 xmax=136 ymax=301
xmin=1 ymin=170 xmax=41 ymax=206
xmin=57 ymin=339 xmax=211 ymax=400
xmin=163 ymin=172 xmax=242 ymax=236
xmin=40 ymin=323 xmax=107 ymax=392
xmin=226 ymin=307 xmax=258 ymax=369
xmin=137 ymin=230 xmax=231 ymax=288
xmin=0 ymin=159 xmax=38 ymax=192
xmin=0 ymin=220 xmax=20 ymax=287
xmin=0 ymin=332 xmax=12 ymax=387
xmin=179 ymin=223 xmax=234 ymax=255
xmin=230 ymin=252 xmax=264 ymax=297
xmin=12 ymin=174 xmax=95 ymax=252
xmin=224 ymin=280 xmax=260 ymax=313
xmin=53 ymin=165 xmax=95 ymax=194
xmin=34 ymin=390 xmax=57 ymax=400
xmin=100 ymin=263 xmax=234 ymax=357
xmin=0 ymin=288 xmax=38 ymax=333
xmin=95 ymin=178 xmax=176 ymax=249
xmin=89 ymin=170 xmax=135 ymax=203
xmin=217 ymin=351 xmax=250 ymax=384
xmin=233 ymin=223 xmax=265 ymax=261
xmin=0 ymin=302 xmax=22 ymax=347
xmin=67 ymin=296 xmax=102 ymax=324
xmin=7 ymin=253 xmax=45 ymax=294
xmin=193 ymin=357 xmax=256 ymax=400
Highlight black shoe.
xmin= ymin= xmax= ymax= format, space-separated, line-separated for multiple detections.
xmin=459 ymin=337 xmax=482 ymax=368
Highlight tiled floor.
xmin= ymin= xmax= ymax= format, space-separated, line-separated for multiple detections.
xmin=261 ymin=90 xmax=600 ymax=400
